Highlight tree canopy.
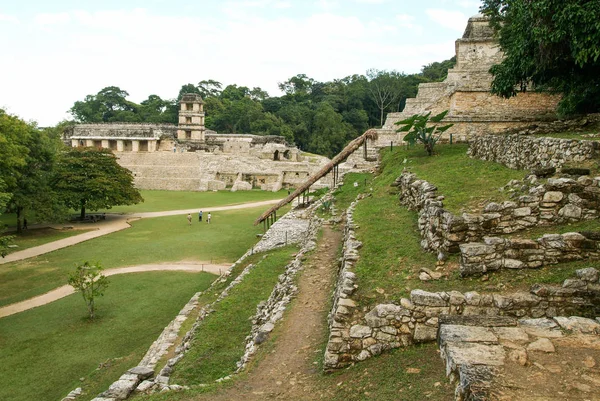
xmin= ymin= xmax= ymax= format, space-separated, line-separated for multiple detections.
xmin=68 ymin=57 xmax=456 ymax=157
xmin=53 ymin=147 xmax=143 ymax=219
xmin=481 ymin=0 xmax=600 ymax=115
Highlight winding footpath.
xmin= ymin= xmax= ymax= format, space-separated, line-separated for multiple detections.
xmin=0 ymin=198 xmax=282 ymax=318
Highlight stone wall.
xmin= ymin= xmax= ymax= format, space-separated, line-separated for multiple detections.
xmin=323 ymin=195 xmax=600 ymax=369
xmin=468 ymin=134 xmax=599 ymax=170
xmin=396 ymin=171 xmax=600 ymax=254
xmin=65 ymin=123 xmax=177 ymax=140
xmin=460 ymin=232 xmax=600 ymax=276
xmin=116 ymin=151 xmax=332 ymax=191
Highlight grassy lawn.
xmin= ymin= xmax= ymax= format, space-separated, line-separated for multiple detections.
xmin=397 ymin=144 xmax=525 ymax=213
xmin=100 ymin=189 xmax=287 ymax=214
xmin=0 ymin=271 xmax=216 ymax=401
xmin=0 ymin=206 xmax=268 ymax=307
xmin=170 ymin=246 xmax=298 ymax=385
xmin=3 ymin=227 xmax=94 ymax=255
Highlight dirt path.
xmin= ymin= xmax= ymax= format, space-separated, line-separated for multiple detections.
xmin=190 ymin=224 xmax=342 ymax=401
xmin=0 ymin=262 xmax=229 ymax=318
xmin=0 ymin=199 xmax=282 ymax=265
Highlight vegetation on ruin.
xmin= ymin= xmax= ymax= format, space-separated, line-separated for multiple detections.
xmin=0 ymin=271 xmax=216 ymax=401
xmin=395 ymin=110 xmax=454 ymax=156
xmin=170 ymin=246 xmax=298 ymax=385
xmin=333 ymin=144 xmax=588 ymax=306
xmin=481 ymin=0 xmax=600 ymax=115
xmin=0 ymin=206 xmax=267 ymax=307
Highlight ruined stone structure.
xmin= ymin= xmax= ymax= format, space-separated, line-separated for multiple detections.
xmin=377 ymin=14 xmax=561 ymax=143
xmin=323 ymin=197 xmax=600 ymax=370
xmin=64 ymin=94 xmax=334 ymax=192
xmin=396 ymin=171 xmax=600 ymax=255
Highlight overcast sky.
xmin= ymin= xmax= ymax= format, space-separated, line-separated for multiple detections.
xmin=0 ymin=0 xmax=481 ymax=126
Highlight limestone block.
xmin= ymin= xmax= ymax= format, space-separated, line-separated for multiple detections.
xmin=439 ymin=325 xmax=498 ymax=343
xmin=410 ymin=290 xmax=447 ymax=307
xmin=460 ymin=243 xmax=494 ymax=257
xmin=493 ymin=327 xmax=529 ymax=343
xmin=559 ymin=204 xmax=582 ymax=219
xmin=103 ymin=378 xmax=139 ymax=399
xmin=503 ymin=259 xmax=524 ymax=269
xmin=513 ymin=207 xmax=531 ymax=217
xmin=349 ymin=325 xmax=372 ymax=338
xmin=553 ymin=316 xmax=600 ymax=334
xmin=206 ymin=180 xmax=226 ymax=191
xmin=127 ymin=366 xmax=154 ymax=380
xmin=527 ymin=338 xmax=555 ymax=353
xmin=576 ymin=267 xmax=599 ymax=282
xmin=543 ymin=191 xmax=564 ymax=202
xmin=413 ymin=323 xmax=438 ymax=342
xmin=519 ymin=318 xmax=564 ymax=338
xmin=230 ymin=180 xmax=253 ymax=191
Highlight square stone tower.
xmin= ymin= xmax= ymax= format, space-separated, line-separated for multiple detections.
xmin=177 ymin=93 xmax=206 ymax=141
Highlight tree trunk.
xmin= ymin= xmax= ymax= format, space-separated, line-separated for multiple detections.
xmin=16 ymin=207 xmax=22 ymax=234
xmin=380 ymin=108 xmax=384 ymax=128
xmin=80 ymin=204 xmax=86 ymax=220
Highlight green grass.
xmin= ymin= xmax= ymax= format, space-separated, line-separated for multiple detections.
xmin=396 ymin=144 xmax=525 ymax=213
xmin=318 ymin=344 xmax=452 ymax=401
xmin=342 ymin=146 xmax=595 ymax=305
xmin=100 ymin=189 xmax=287 ymax=214
xmin=506 ymin=219 xmax=600 ymax=240
xmin=0 ymin=271 xmax=216 ymax=401
xmin=4 ymin=227 xmax=94 ymax=255
xmin=0 ymin=206 xmax=268 ymax=307
xmin=333 ymin=172 xmax=375 ymax=211
xmin=170 ymin=246 xmax=298 ymax=385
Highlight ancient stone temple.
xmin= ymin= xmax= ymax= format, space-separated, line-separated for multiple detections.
xmin=378 ymin=14 xmax=561 ymax=142
xmin=63 ymin=94 xmax=335 ymax=192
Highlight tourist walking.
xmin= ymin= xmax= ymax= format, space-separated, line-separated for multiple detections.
xmin=187 ymin=213 xmax=192 ymax=225
xmin=207 ymin=212 xmax=212 ymax=224
xmin=199 ymin=210 xmax=203 ymax=222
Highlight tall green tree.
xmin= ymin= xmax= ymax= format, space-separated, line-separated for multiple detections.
xmin=481 ymin=0 xmax=600 ymax=115
xmin=54 ymin=147 xmax=143 ymax=220
xmin=6 ymin=125 xmax=66 ymax=232
xmin=366 ymin=69 xmax=405 ymax=127
xmin=70 ymin=86 xmax=140 ymax=122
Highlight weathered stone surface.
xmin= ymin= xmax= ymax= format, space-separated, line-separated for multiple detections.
xmin=349 ymin=325 xmax=372 ymax=338
xmin=553 ymin=316 xmax=600 ymax=334
xmin=527 ymin=338 xmax=556 ymax=353
xmin=413 ymin=323 xmax=438 ymax=342
xmin=410 ymin=289 xmax=447 ymax=307
xmin=103 ymin=379 xmax=139 ymax=399
xmin=127 ymin=366 xmax=154 ymax=380
xmin=439 ymin=325 xmax=498 ymax=343
xmin=493 ymin=327 xmax=529 ymax=343
xmin=543 ymin=191 xmax=564 ymax=202
xmin=519 ymin=318 xmax=564 ymax=338
xmin=576 ymin=267 xmax=599 ymax=283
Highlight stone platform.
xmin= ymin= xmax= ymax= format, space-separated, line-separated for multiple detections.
xmin=439 ymin=315 xmax=600 ymax=400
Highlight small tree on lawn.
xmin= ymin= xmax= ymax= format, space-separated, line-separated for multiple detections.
xmin=68 ymin=261 xmax=109 ymax=319
xmin=395 ymin=111 xmax=453 ymax=156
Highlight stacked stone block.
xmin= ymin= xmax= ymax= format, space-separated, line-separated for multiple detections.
xmin=324 ymin=265 xmax=600 ymax=369
xmin=397 ymin=171 xmax=600 ymax=254
xmin=468 ymin=134 xmax=599 ymax=170
xmin=460 ymin=232 xmax=600 ymax=276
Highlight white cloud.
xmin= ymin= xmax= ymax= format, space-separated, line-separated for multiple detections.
xmin=0 ymin=5 xmax=466 ymax=126
xmin=0 ymin=13 xmax=19 ymax=24
xmin=355 ymin=0 xmax=387 ymax=4
xmin=426 ymin=9 xmax=469 ymax=31
xmin=33 ymin=12 xmax=71 ymax=25
xmin=456 ymin=0 xmax=481 ymax=9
